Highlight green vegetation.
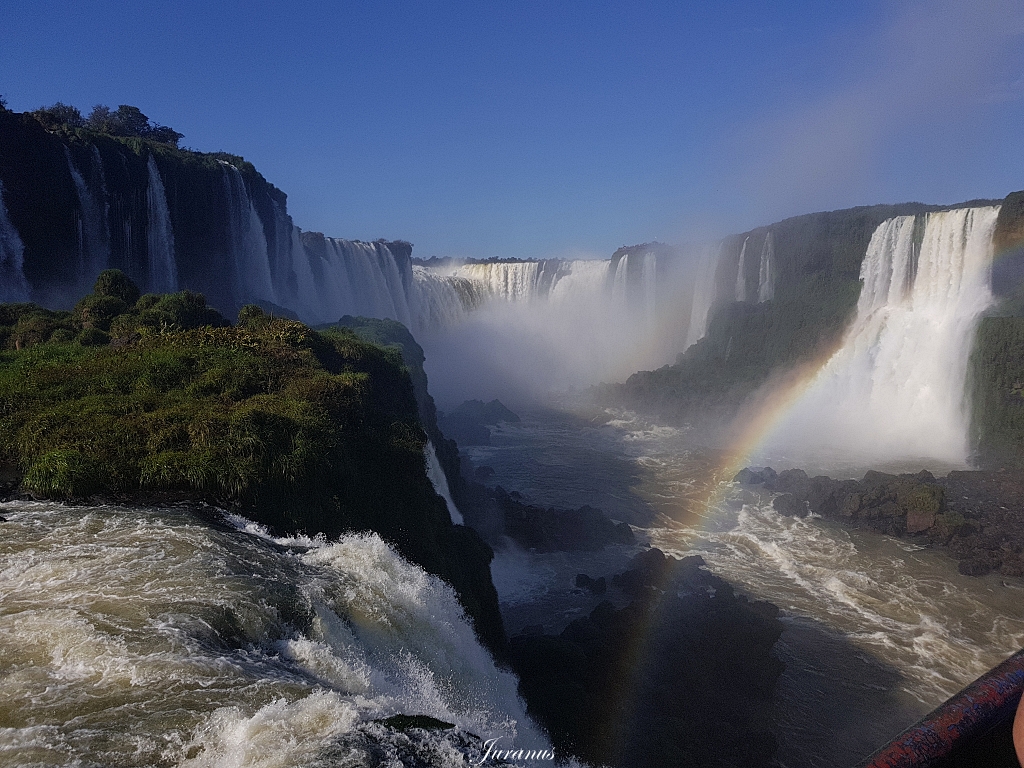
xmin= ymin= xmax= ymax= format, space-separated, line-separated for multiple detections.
xmin=970 ymin=316 xmax=1024 ymax=468
xmin=0 ymin=272 xmax=505 ymax=653
xmin=31 ymin=102 xmax=183 ymax=146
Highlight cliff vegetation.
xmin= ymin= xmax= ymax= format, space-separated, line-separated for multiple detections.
xmin=0 ymin=271 xmax=504 ymax=653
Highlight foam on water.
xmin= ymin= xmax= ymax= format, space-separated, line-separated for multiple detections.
xmin=474 ymin=406 xmax=1024 ymax=765
xmin=0 ymin=502 xmax=545 ymax=767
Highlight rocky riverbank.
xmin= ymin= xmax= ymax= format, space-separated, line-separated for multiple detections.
xmin=736 ymin=466 xmax=1024 ymax=578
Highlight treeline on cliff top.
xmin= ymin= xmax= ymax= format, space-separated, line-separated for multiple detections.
xmin=20 ymin=99 xmax=184 ymax=147
xmin=0 ymin=270 xmax=504 ymax=653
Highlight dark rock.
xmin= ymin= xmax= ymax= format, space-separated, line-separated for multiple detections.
xmin=438 ymin=399 xmax=520 ymax=445
xmin=773 ymin=493 xmax=807 ymax=517
xmin=772 ymin=468 xmax=810 ymax=494
xmin=511 ymin=553 xmax=783 ymax=768
xmin=375 ymin=714 xmax=455 ymax=731
xmin=474 ymin=465 xmax=495 ymax=480
xmin=959 ymin=557 xmax=995 ymax=577
xmin=906 ymin=508 xmax=937 ymax=534
xmin=734 ymin=466 xmax=778 ymax=485
xmin=575 ymin=574 xmax=607 ymax=595
xmin=1000 ymin=557 xmax=1024 ymax=578
xmin=490 ymin=486 xmax=635 ymax=552
xmin=751 ymin=466 xmax=1024 ymax=579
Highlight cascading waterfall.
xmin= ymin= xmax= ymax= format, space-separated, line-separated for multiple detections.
xmin=758 ymin=231 xmax=775 ymax=303
xmin=411 ymin=266 xmax=482 ymax=329
xmin=0 ymin=179 xmax=31 ymax=303
xmin=452 ymin=261 xmax=544 ymax=302
xmin=222 ymin=163 xmax=277 ymax=306
xmin=685 ymin=243 xmax=722 ymax=348
xmin=64 ymin=147 xmax=109 ymax=288
xmin=0 ymin=502 xmax=544 ymax=766
xmin=765 ymin=206 xmax=1001 ymax=469
xmin=325 ymin=238 xmax=413 ymax=326
xmin=735 ymin=236 xmax=749 ymax=302
xmin=145 ymin=155 xmax=178 ymax=293
xmin=424 ymin=441 xmax=464 ymax=525
xmin=612 ymin=254 xmax=631 ymax=304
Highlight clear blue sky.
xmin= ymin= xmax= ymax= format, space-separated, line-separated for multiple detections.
xmin=3 ymin=0 xmax=1022 ymax=259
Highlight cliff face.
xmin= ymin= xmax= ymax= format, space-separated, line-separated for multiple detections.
xmin=0 ymin=110 xmax=276 ymax=311
xmin=607 ymin=197 xmax=1009 ymax=432
xmin=0 ymin=110 xmax=411 ymax=321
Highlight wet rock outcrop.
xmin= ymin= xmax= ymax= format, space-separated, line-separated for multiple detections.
xmin=737 ymin=466 xmax=1024 ymax=578
xmin=510 ymin=548 xmax=784 ymax=768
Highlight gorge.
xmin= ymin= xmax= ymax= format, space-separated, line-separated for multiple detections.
xmin=3 ymin=101 xmax=1024 ymax=768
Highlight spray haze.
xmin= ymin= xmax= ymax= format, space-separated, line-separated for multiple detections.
xmin=728 ymin=0 xmax=1024 ymax=224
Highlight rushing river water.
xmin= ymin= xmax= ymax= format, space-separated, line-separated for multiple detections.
xmin=0 ymin=503 xmax=544 ymax=767
xmin=470 ymin=406 xmax=1024 ymax=768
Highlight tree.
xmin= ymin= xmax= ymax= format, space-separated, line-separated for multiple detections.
xmin=85 ymin=103 xmax=183 ymax=146
xmin=111 ymin=105 xmax=151 ymax=136
xmin=31 ymin=102 xmax=85 ymax=129
xmin=147 ymin=123 xmax=184 ymax=147
xmin=93 ymin=269 xmax=141 ymax=306
xmin=86 ymin=104 xmax=114 ymax=132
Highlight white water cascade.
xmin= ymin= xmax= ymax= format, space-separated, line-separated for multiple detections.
xmin=765 ymin=206 xmax=1001 ymax=469
xmin=424 ymin=441 xmax=464 ymax=525
xmin=0 ymin=503 xmax=545 ymax=766
xmin=145 ymin=155 xmax=178 ymax=293
xmin=685 ymin=243 xmax=721 ymax=348
xmin=222 ymin=164 xmax=277 ymax=306
xmin=0 ymin=179 xmax=31 ymax=303
xmin=65 ymin=147 xmax=109 ymax=288
xmin=735 ymin=236 xmax=749 ymax=302
xmin=758 ymin=231 xmax=775 ymax=303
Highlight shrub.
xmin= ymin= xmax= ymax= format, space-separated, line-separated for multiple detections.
xmin=93 ymin=269 xmax=141 ymax=305
xmin=23 ymin=449 xmax=103 ymax=498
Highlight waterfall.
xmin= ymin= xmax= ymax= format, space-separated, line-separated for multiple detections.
xmin=548 ymin=259 xmax=612 ymax=304
xmin=411 ymin=267 xmax=481 ymax=329
xmin=452 ymin=261 xmax=543 ymax=301
xmin=0 ymin=179 xmax=31 ymax=303
xmin=0 ymin=503 xmax=544 ymax=766
xmin=685 ymin=242 xmax=722 ymax=348
xmin=643 ymin=251 xmax=658 ymax=325
xmin=735 ymin=236 xmax=749 ymax=302
xmin=612 ymin=254 xmax=630 ymax=304
xmin=222 ymin=164 xmax=276 ymax=306
xmin=328 ymin=238 xmax=413 ymax=326
xmin=424 ymin=441 xmax=464 ymax=525
xmin=757 ymin=231 xmax=775 ymax=303
xmin=145 ymin=155 xmax=178 ymax=293
xmin=65 ymin=147 xmax=109 ymax=287
xmin=766 ymin=206 xmax=1001 ymax=468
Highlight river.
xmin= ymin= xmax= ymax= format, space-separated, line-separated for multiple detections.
xmin=470 ymin=405 xmax=1024 ymax=768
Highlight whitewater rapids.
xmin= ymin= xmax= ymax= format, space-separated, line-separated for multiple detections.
xmin=0 ymin=502 xmax=545 ymax=767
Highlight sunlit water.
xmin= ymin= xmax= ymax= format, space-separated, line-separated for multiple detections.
xmin=470 ymin=407 xmax=1024 ymax=768
xmin=0 ymin=503 xmax=545 ymax=767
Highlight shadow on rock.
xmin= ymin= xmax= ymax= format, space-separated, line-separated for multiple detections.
xmin=509 ymin=548 xmax=784 ymax=768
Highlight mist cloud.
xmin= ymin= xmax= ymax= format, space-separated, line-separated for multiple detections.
xmin=731 ymin=0 xmax=1024 ymax=218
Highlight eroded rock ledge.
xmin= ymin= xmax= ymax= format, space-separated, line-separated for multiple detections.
xmin=736 ymin=467 xmax=1024 ymax=577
